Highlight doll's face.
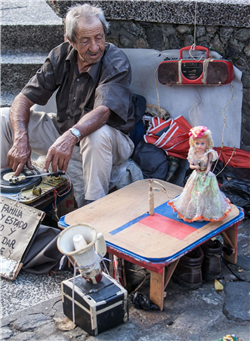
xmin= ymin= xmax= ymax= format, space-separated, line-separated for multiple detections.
xmin=194 ymin=137 xmax=208 ymax=153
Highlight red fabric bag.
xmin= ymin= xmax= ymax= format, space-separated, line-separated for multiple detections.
xmin=214 ymin=146 xmax=250 ymax=169
xmin=144 ymin=116 xmax=250 ymax=168
xmin=144 ymin=115 xmax=191 ymax=159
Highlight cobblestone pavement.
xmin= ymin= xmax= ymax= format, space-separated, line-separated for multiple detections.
xmin=1 ymin=1 xmax=250 ymax=340
xmin=1 ymin=219 xmax=250 ymax=341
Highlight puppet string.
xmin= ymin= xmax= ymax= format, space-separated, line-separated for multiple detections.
xmin=51 ymin=173 xmax=71 ymax=221
xmin=222 ymin=82 xmax=235 ymax=147
xmin=148 ymin=179 xmax=167 ymax=194
xmin=66 ymin=257 xmax=99 ymax=324
xmin=193 ymin=1 xmax=197 ymax=47
xmin=189 ymin=2 xmax=206 ymax=61
xmin=212 ymin=82 xmax=236 ymax=175
xmin=155 ymin=68 xmax=161 ymax=107
xmin=100 ymin=255 xmax=110 ymax=276
xmin=59 ymin=254 xmax=110 ymax=324
xmin=189 ymin=89 xmax=202 ymax=125
xmin=148 ymin=179 xmax=170 ymax=199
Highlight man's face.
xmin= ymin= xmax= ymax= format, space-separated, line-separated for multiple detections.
xmin=75 ymin=17 xmax=106 ymax=65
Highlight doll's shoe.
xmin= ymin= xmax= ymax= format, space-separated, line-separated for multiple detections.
xmin=201 ymin=239 xmax=223 ymax=280
xmin=173 ymin=247 xmax=204 ymax=289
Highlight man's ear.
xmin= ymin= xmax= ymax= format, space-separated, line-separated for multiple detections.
xmin=68 ymin=38 xmax=76 ymax=49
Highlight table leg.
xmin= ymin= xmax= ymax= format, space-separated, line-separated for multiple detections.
xmin=107 ymin=252 xmax=114 ymax=277
xmin=222 ymin=222 xmax=239 ymax=264
xmin=164 ymin=260 xmax=179 ymax=288
xmin=150 ymin=270 xmax=165 ymax=311
xmin=149 ymin=259 xmax=179 ymax=311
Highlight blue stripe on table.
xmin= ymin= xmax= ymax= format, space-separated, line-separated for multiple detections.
xmin=109 ymin=202 xmax=208 ymax=235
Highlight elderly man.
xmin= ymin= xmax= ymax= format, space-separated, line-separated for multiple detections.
xmin=0 ymin=4 xmax=135 ymax=206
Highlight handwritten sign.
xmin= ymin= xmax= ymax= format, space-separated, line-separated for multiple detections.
xmin=0 ymin=196 xmax=45 ymax=280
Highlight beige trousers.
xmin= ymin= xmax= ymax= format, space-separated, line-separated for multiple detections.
xmin=0 ymin=108 xmax=134 ymax=206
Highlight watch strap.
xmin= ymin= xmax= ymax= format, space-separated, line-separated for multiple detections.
xmin=69 ymin=128 xmax=81 ymax=143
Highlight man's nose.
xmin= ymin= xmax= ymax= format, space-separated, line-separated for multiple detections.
xmin=89 ymin=39 xmax=99 ymax=53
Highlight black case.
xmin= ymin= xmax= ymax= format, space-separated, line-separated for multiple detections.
xmin=62 ymin=272 xmax=128 ymax=335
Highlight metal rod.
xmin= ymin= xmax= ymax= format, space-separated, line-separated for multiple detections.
xmin=9 ymin=171 xmax=64 ymax=183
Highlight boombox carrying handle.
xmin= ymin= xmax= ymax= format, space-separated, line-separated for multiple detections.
xmin=180 ymin=45 xmax=209 ymax=59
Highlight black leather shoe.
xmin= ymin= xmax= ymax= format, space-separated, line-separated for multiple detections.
xmin=173 ymin=247 xmax=204 ymax=289
xmin=201 ymin=239 xmax=223 ymax=280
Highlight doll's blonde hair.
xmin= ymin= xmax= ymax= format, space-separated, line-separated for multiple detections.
xmin=189 ymin=128 xmax=214 ymax=150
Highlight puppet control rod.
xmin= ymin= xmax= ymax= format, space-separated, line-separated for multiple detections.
xmin=148 ymin=179 xmax=167 ymax=215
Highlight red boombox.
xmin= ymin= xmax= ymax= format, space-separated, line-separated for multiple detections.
xmin=158 ymin=46 xmax=234 ymax=86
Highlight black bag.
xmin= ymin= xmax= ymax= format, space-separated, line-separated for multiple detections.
xmin=130 ymin=94 xmax=147 ymax=147
xmin=132 ymin=140 xmax=169 ymax=180
xmin=22 ymin=224 xmax=67 ymax=274
xmin=215 ymin=160 xmax=250 ymax=218
xmin=132 ymin=93 xmax=147 ymax=124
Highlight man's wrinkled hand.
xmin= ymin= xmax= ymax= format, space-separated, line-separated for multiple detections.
xmin=7 ymin=141 xmax=33 ymax=176
xmin=44 ymin=132 xmax=76 ymax=173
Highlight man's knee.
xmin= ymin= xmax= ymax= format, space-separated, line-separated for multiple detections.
xmin=0 ymin=108 xmax=11 ymax=130
xmin=80 ymin=125 xmax=112 ymax=152
xmin=0 ymin=108 xmax=13 ymax=167
xmin=0 ymin=107 xmax=11 ymax=118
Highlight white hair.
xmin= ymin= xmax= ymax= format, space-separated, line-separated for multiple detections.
xmin=65 ymin=4 xmax=109 ymax=43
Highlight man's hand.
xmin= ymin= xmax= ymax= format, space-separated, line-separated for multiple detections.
xmin=7 ymin=137 xmax=33 ymax=176
xmin=43 ymin=105 xmax=110 ymax=173
xmin=44 ymin=131 xmax=77 ymax=173
xmin=7 ymin=93 xmax=35 ymax=176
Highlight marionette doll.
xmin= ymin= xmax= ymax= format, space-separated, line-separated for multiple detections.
xmin=168 ymin=126 xmax=231 ymax=222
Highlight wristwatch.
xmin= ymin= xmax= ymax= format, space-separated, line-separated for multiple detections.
xmin=69 ymin=128 xmax=81 ymax=143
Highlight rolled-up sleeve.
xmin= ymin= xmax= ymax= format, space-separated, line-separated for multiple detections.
xmin=21 ymin=59 xmax=57 ymax=105
xmin=94 ymin=73 xmax=132 ymax=124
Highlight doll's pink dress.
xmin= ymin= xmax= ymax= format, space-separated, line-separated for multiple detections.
xmin=168 ymin=147 xmax=231 ymax=222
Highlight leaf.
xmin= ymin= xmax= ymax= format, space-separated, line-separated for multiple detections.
xmin=214 ymin=279 xmax=224 ymax=291
xmin=54 ymin=316 xmax=76 ymax=331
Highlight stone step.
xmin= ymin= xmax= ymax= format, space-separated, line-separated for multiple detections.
xmin=1 ymin=0 xmax=62 ymax=25
xmin=1 ymin=25 xmax=64 ymax=53
xmin=1 ymin=52 xmax=48 ymax=107
xmin=46 ymin=0 xmax=250 ymax=28
xmin=1 ymin=0 xmax=64 ymax=52
xmin=1 ymin=90 xmax=20 ymax=108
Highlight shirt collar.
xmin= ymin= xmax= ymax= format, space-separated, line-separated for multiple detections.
xmin=65 ymin=46 xmax=78 ymax=74
xmin=87 ymin=60 xmax=101 ymax=83
xmin=65 ymin=44 xmax=103 ymax=82
xmin=65 ymin=45 xmax=76 ymax=63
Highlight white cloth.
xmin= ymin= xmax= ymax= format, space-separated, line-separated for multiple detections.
xmin=122 ymin=48 xmax=243 ymax=149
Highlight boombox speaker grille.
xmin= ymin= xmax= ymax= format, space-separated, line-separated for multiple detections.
xmin=206 ymin=62 xmax=229 ymax=84
xmin=158 ymin=62 xmax=179 ymax=84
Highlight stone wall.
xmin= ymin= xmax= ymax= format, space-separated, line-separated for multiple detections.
xmin=107 ymin=21 xmax=250 ymax=151
xmin=47 ymin=0 xmax=250 ymax=151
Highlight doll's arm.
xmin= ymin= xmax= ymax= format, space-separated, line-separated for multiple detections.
xmin=189 ymin=158 xmax=201 ymax=170
xmin=188 ymin=147 xmax=200 ymax=170
xmin=190 ymin=162 xmax=200 ymax=170
xmin=203 ymin=153 xmax=213 ymax=181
